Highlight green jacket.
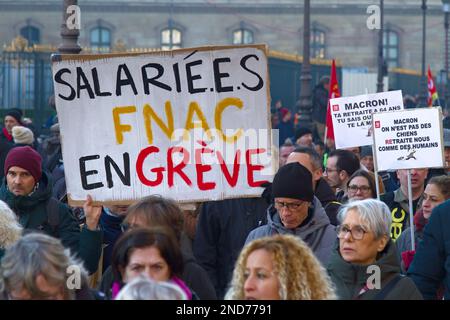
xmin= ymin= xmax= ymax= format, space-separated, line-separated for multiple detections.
xmin=0 ymin=172 xmax=102 ymax=274
xmin=327 ymin=240 xmax=423 ymax=300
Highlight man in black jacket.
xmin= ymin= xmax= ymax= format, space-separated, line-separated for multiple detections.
xmin=0 ymin=146 xmax=103 ymax=274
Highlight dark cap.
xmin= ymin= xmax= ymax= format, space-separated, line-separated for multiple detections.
xmin=5 ymin=109 xmax=22 ymax=124
xmin=272 ymin=162 xmax=314 ymax=202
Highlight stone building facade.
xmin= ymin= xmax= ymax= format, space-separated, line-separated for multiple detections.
xmin=0 ymin=0 xmax=448 ymax=73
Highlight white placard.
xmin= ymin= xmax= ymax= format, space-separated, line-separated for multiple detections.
xmin=51 ymin=45 xmax=275 ymax=205
xmin=330 ymin=90 xmax=404 ymax=149
xmin=372 ymin=107 xmax=444 ymax=171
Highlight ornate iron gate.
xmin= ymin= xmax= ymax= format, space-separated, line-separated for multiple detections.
xmin=0 ymin=36 xmax=55 ymax=132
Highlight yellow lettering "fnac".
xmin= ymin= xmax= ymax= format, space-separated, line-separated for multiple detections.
xmin=113 ymin=98 xmax=244 ymax=145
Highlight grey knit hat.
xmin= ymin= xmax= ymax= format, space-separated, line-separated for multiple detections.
xmin=12 ymin=126 xmax=34 ymax=145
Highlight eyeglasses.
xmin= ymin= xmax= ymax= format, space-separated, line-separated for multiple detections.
xmin=348 ymin=185 xmax=371 ymax=193
xmin=324 ymin=167 xmax=340 ymax=173
xmin=337 ymin=224 xmax=368 ymax=240
xmin=274 ymin=200 xmax=307 ymax=211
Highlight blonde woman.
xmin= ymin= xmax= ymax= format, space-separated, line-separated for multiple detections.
xmin=226 ymin=234 xmax=336 ymax=300
xmin=0 ymin=200 xmax=22 ymax=260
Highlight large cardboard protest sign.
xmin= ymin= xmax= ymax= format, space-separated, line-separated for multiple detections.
xmin=51 ymin=45 xmax=274 ymax=205
xmin=372 ymin=107 xmax=444 ymax=171
xmin=329 ymin=90 xmax=404 ymax=149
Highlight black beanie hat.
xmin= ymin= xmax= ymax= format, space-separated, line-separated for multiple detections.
xmin=5 ymin=109 xmax=22 ymax=124
xmin=294 ymin=127 xmax=313 ymax=141
xmin=272 ymin=162 xmax=314 ymax=202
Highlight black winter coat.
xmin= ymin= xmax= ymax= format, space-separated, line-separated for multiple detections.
xmin=408 ymin=200 xmax=450 ymax=299
xmin=315 ymin=178 xmax=341 ymax=226
xmin=328 ymin=240 xmax=422 ymax=300
xmin=193 ymin=198 xmax=268 ymax=298
xmin=0 ymin=172 xmax=103 ymax=274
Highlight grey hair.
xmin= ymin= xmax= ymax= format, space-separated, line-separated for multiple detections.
xmin=115 ymin=275 xmax=187 ymax=300
xmin=0 ymin=200 xmax=22 ymax=249
xmin=337 ymin=199 xmax=391 ymax=239
xmin=292 ymin=146 xmax=322 ymax=170
xmin=0 ymin=232 xmax=88 ymax=300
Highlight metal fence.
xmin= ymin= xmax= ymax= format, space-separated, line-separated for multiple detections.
xmin=0 ymin=36 xmax=55 ymax=132
xmin=268 ymin=51 xmax=342 ymax=112
xmin=1 ymin=37 xmax=437 ymax=134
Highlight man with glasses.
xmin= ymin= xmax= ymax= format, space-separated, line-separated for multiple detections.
xmin=323 ymin=149 xmax=360 ymax=203
xmin=245 ymin=162 xmax=336 ymax=266
xmin=286 ymin=146 xmax=341 ymax=225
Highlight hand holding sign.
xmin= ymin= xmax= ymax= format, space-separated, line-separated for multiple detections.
xmin=83 ymin=194 xmax=102 ymax=231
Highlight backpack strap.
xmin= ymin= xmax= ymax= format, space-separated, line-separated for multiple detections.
xmin=374 ymin=274 xmax=404 ymax=300
xmin=46 ymin=197 xmax=60 ymax=237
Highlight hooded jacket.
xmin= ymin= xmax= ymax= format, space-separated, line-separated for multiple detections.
xmin=327 ymin=240 xmax=423 ymax=300
xmin=245 ymin=197 xmax=336 ymax=266
xmin=0 ymin=171 xmax=102 ymax=274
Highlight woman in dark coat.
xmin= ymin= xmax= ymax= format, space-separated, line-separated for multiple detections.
xmin=99 ymin=195 xmax=216 ymax=300
xmin=327 ymin=199 xmax=422 ymax=300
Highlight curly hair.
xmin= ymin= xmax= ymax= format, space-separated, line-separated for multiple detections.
xmin=225 ymin=234 xmax=336 ymax=300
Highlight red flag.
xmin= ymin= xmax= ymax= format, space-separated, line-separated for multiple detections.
xmin=427 ymin=65 xmax=439 ymax=107
xmin=325 ymin=59 xmax=340 ymax=141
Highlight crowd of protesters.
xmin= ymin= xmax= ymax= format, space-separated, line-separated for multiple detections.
xmin=0 ymin=79 xmax=450 ymax=302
